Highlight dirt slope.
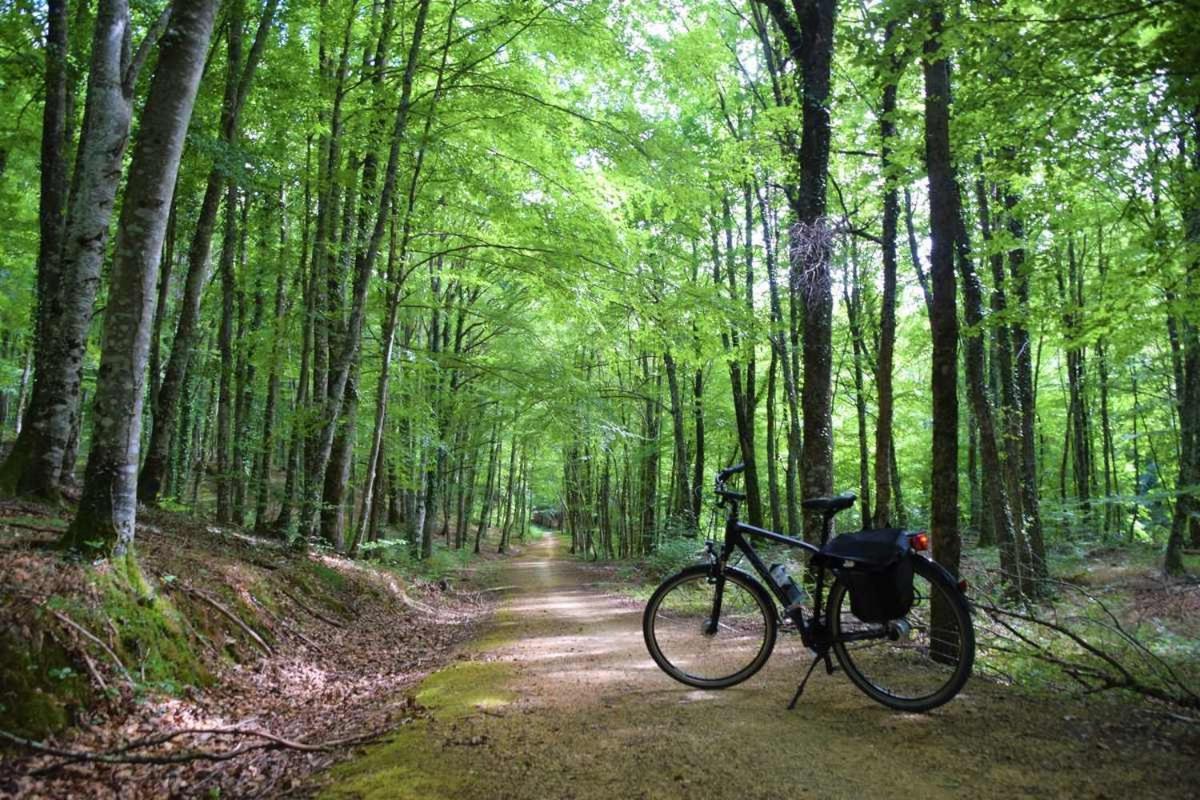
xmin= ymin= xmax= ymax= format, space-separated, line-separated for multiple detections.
xmin=319 ymin=532 xmax=1199 ymax=800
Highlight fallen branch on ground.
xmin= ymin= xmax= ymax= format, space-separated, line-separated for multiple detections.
xmin=278 ymin=586 xmax=347 ymax=628
xmin=0 ymin=725 xmax=387 ymax=774
xmin=0 ymin=521 xmax=67 ymax=536
xmin=972 ymin=570 xmax=1200 ymax=711
xmin=48 ymin=608 xmax=135 ymax=687
xmin=176 ymin=585 xmax=274 ymax=656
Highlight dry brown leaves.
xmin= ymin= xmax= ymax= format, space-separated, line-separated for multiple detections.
xmin=0 ymin=502 xmax=495 ymax=799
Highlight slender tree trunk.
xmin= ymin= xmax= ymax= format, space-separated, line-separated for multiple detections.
xmin=138 ymin=0 xmax=279 ymax=503
xmin=215 ymin=185 xmax=239 ymax=524
xmin=663 ymin=350 xmax=692 ymax=528
xmin=844 ymin=250 xmax=871 ymax=526
xmin=873 ymin=27 xmax=899 ymax=529
xmin=475 ymin=423 xmax=500 ymax=554
xmin=302 ymin=0 xmax=432 ymax=538
xmin=1004 ymin=174 xmax=1047 ymax=577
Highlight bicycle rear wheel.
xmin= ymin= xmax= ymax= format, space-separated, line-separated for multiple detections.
xmin=643 ymin=565 xmax=777 ymax=689
xmin=829 ymin=555 xmax=974 ymax=712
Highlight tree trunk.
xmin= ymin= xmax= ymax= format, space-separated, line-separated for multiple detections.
xmin=844 ymin=249 xmax=871 ymax=526
xmin=662 ymin=350 xmax=692 ymax=529
xmin=3 ymin=0 xmax=144 ymax=498
xmin=922 ymin=3 xmax=962 ymax=629
xmin=215 ymin=185 xmax=239 ymax=524
xmin=302 ymin=0 xmax=432 ymax=539
xmin=63 ymin=0 xmax=217 ymax=556
xmin=1004 ymin=174 xmax=1047 ymax=577
xmin=873 ymin=25 xmax=899 ymax=529
xmin=759 ymin=0 xmax=838 ymax=542
xmin=138 ymin=0 xmax=278 ymax=503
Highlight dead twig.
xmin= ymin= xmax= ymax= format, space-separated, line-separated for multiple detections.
xmin=178 ymin=586 xmax=274 ymax=656
xmin=48 ymin=609 xmax=135 ymax=687
xmin=278 ymin=587 xmax=347 ymax=629
xmin=0 ymin=520 xmax=67 ymax=536
xmin=2 ymin=725 xmax=387 ymax=774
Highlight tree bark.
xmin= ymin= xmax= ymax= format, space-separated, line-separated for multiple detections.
xmin=922 ymin=3 xmax=961 ymax=609
xmin=757 ymin=0 xmax=838 ymax=542
xmin=63 ymin=0 xmax=218 ymax=556
xmin=138 ymin=0 xmax=279 ymax=503
xmin=3 ymin=0 xmax=149 ymax=498
xmin=873 ymin=23 xmax=900 ymax=528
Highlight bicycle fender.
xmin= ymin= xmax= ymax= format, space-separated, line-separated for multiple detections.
xmin=913 ymin=554 xmax=972 ymax=607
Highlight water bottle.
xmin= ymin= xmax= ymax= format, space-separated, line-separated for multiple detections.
xmin=768 ymin=563 xmax=805 ymax=607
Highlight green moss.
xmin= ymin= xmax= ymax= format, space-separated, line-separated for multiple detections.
xmin=93 ymin=553 xmax=210 ymax=692
xmin=0 ymin=624 xmax=90 ymax=738
xmin=321 ymin=726 xmax=471 ymax=800
xmin=307 ymin=561 xmax=348 ymax=593
xmin=414 ymin=661 xmax=515 ymax=718
xmin=321 ymin=660 xmax=513 ymax=799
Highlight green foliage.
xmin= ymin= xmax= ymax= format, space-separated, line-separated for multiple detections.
xmin=642 ymin=538 xmax=702 ymax=580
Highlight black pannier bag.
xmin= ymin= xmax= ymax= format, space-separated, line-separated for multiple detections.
xmin=820 ymin=529 xmax=914 ymax=623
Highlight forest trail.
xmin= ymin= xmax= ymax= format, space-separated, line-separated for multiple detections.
xmin=320 ymin=533 xmax=1198 ymax=800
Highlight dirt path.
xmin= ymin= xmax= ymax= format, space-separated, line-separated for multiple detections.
xmin=320 ymin=533 xmax=1198 ymax=800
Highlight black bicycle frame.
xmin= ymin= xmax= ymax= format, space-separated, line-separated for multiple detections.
xmin=710 ymin=500 xmax=883 ymax=650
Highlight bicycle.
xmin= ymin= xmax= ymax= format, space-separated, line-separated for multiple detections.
xmin=642 ymin=463 xmax=975 ymax=712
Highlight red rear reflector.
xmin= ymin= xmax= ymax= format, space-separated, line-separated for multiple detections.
xmin=911 ymin=532 xmax=930 ymax=551
xmin=958 ymin=579 xmax=969 ymax=592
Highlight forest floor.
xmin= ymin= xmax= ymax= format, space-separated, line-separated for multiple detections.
xmin=317 ymin=531 xmax=1200 ymax=800
xmin=0 ymin=501 xmax=500 ymax=798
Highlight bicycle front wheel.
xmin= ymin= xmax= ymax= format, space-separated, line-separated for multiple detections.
xmin=830 ymin=555 xmax=974 ymax=712
xmin=643 ymin=565 xmax=777 ymax=689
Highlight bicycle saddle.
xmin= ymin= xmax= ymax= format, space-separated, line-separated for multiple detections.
xmin=801 ymin=493 xmax=856 ymax=513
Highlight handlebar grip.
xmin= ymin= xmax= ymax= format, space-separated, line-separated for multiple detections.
xmin=717 ymin=463 xmax=746 ymax=481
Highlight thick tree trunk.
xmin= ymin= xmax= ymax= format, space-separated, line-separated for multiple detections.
xmin=63 ymin=0 xmax=217 ymax=556
xmin=759 ymin=0 xmax=838 ymax=542
xmin=922 ymin=4 xmax=962 ymax=621
xmin=3 ymin=0 xmax=143 ymax=498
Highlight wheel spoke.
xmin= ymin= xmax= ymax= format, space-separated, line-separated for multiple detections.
xmin=830 ymin=560 xmax=974 ymax=710
xmin=646 ymin=570 xmax=775 ymax=688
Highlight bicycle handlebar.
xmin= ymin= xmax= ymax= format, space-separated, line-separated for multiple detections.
xmin=717 ymin=463 xmax=746 ymax=482
xmin=715 ymin=463 xmax=748 ymax=503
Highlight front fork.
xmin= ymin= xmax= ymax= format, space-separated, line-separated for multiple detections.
xmin=703 ymin=540 xmax=724 ymax=635
xmin=702 ymin=538 xmax=831 ymax=653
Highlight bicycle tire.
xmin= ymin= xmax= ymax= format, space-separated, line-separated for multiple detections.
xmin=829 ymin=555 xmax=974 ymax=712
xmin=643 ymin=564 xmax=777 ymax=689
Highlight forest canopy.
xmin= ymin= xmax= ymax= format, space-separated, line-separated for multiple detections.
xmin=0 ymin=0 xmax=1197 ymax=581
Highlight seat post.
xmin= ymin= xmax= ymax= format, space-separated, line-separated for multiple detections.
xmin=820 ymin=512 xmax=835 ymax=547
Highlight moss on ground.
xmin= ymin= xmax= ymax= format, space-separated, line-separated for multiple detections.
xmin=320 ymin=660 xmax=514 ymax=799
xmin=0 ymin=623 xmax=91 ymax=737
xmin=1 ymin=552 xmax=213 ymax=742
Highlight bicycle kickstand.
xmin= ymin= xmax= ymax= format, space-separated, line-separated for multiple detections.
xmin=787 ymin=652 xmax=828 ymax=710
